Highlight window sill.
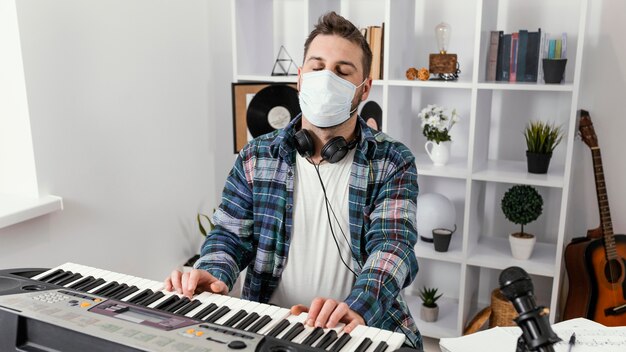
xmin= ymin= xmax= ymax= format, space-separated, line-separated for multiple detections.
xmin=0 ymin=194 xmax=63 ymax=229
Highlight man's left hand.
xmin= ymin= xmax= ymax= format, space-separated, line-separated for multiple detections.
xmin=290 ymin=297 xmax=365 ymax=333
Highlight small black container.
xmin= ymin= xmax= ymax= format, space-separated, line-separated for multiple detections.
xmin=526 ymin=151 xmax=552 ymax=174
xmin=432 ymin=228 xmax=453 ymax=252
xmin=543 ymin=59 xmax=567 ymax=84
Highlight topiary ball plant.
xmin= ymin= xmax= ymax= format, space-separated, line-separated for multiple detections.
xmin=501 ymin=185 xmax=543 ymax=237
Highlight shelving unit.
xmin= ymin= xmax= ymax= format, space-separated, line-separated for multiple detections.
xmin=230 ymin=0 xmax=587 ymax=339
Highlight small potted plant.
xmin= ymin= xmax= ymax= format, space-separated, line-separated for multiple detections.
xmin=419 ymin=286 xmax=443 ymax=322
xmin=418 ymin=104 xmax=460 ymax=166
xmin=501 ymin=185 xmax=543 ymax=260
xmin=524 ymin=120 xmax=564 ymax=174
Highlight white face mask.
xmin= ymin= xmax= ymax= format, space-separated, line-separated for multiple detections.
xmin=298 ymin=70 xmax=365 ymax=128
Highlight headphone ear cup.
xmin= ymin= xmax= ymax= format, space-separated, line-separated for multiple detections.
xmin=321 ymin=136 xmax=348 ymax=164
xmin=293 ymin=129 xmax=314 ymax=158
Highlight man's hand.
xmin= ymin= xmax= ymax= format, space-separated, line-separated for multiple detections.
xmin=291 ymin=297 xmax=365 ymax=333
xmin=164 ymin=269 xmax=228 ymax=298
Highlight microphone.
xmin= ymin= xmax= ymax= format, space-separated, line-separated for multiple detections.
xmin=499 ymin=266 xmax=561 ymax=352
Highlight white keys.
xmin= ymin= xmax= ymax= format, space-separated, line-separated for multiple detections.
xmin=32 ymin=262 xmax=77 ymax=281
xmin=275 ymin=312 xmax=308 ymax=340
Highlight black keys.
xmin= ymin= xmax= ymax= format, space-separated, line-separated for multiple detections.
xmin=223 ymin=310 xmax=248 ymax=327
xmin=127 ymin=289 xmax=153 ymax=304
xmin=163 ymin=297 xmax=190 ymax=313
xmin=302 ymin=327 xmax=325 ymax=346
xmin=234 ymin=312 xmax=260 ymax=330
xmin=354 ymin=338 xmax=373 ymax=352
xmin=266 ymin=319 xmax=291 ymax=337
xmin=247 ymin=315 xmax=272 ymax=333
xmin=315 ymin=330 xmax=338 ymax=349
xmin=68 ymin=276 xmax=95 ymax=290
xmin=204 ymin=306 xmax=231 ymax=323
xmin=92 ymin=282 xmax=119 ymax=295
xmin=77 ymin=278 xmax=106 ymax=292
xmin=111 ymin=285 xmax=139 ymax=300
xmin=192 ymin=303 xmax=218 ymax=320
xmin=56 ymin=273 xmax=83 ymax=286
xmin=372 ymin=341 xmax=389 ymax=352
xmin=329 ymin=333 xmax=352 ymax=352
xmin=281 ymin=322 xmax=305 ymax=341
xmin=136 ymin=291 xmax=165 ymax=307
xmin=37 ymin=269 xmax=65 ymax=283
xmin=153 ymin=295 xmax=180 ymax=311
xmin=174 ymin=299 xmax=201 ymax=316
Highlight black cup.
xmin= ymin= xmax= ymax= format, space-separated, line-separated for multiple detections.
xmin=432 ymin=228 xmax=453 ymax=252
xmin=542 ymin=59 xmax=567 ymax=84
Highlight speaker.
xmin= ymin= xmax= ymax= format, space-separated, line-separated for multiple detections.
xmin=293 ymin=129 xmax=358 ymax=163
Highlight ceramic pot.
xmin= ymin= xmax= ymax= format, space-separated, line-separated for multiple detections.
xmin=509 ymin=232 xmax=536 ymax=260
xmin=432 ymin=226 xmax=456 ymax=252
xmin=425 ymin=141 xmax=450 ymax=166
xmin=420 ymin=305 xmax=439 ymax=322
xmin=526 ymin=151 xmax=552 ymax=174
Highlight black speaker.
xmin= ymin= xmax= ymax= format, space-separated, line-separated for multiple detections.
xmin=293 ymin=129 xmax=357 ymax=163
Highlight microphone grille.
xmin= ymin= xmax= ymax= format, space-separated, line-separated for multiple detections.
xmin=499 ymin=266 xmax=533 ymax=300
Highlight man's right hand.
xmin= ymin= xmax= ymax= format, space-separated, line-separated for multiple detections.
xmin=165 ymin=269 xmax=228 ymax=299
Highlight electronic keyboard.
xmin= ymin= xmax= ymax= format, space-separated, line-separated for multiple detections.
xmin=0 ymin=263 xmax=412 ymax=352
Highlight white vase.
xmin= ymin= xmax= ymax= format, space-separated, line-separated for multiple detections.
xmin=509 ymin=233 xmax=536 ymax=260
xmin=425 ymin=141 xmax=450 ymax=166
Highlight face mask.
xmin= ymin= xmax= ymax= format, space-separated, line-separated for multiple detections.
xmin=298 ymin=70 xmax=366 ymax=128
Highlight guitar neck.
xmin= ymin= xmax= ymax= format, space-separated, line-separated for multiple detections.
xmin=591 ymin=147 xmax=618 ymax=259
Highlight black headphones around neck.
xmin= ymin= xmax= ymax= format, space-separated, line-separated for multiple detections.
xmin=293 ymin=129 xmax=359 ymax=163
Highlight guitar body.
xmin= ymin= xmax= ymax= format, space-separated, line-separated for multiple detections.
xmin=563 ymin=236 xmax=594 ymax=320
xmin=585 ymin=234 xmax=626 ymax=326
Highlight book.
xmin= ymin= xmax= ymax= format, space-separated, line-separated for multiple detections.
xmin=509 ymin=32 xmax=519 ymax=82
xmin=495 ymin=31 xmax=504 ymax=81
xmin=486 ymin=30 xmax=502 ymax=81
xmin=548 ymin=39 xmax=556 ymax=59
xmin=537 ymin=31 xmax=548 ymax=82
xmin=523 ymin=28 xmax=541 ymax=82
xmin=561 ymin=32 xmax=567 ymax=59
xmin=500 ymin=34 xmax=512 ymax=81
xmin=555 ymin=39 xmax=562 ymax=59
xmin=516 ymin=30 xmax=528 ymax=82
xmin=369 ymin=25 xmax=383 ymax=80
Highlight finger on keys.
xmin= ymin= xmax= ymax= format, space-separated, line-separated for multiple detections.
xmin=306 ymin=297 xmax=326 ymax=327
xmin=327 ymin=302 xmax=350 ymax=328
xmin=209 ymin=280 xmax=228 ymax=295
xmin=185 ymin=270 xmax=201 ymax=298
xmin=342 ymin=310 xmax=365 ymax=334
xmin=290 ymin=304 xmax=309 ymax=316
xmin=181 ymin=272 xmax=191 ymax=297
xmin=166 ymin=270 xmax=183 ymax=293
xmin=314 ymin=299 xmax=339 ymax=328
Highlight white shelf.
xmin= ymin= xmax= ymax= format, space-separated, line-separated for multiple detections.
xmin=415 ymin=239 xmax=464 ymax=264
xmin=472 ymin=160 xmax=565 ymax=188
xmin=404 ymin=295 xmax=459 ymax=339
xmin=0 ymin=194 xmax=63 ymax=229
xmin=476 ymin=81 xmax=575 ymax=92
xmin=466 ymin=237 xmax=556 ymax=277
xmin=416 ymin=155 xmax=469 ymax=180
xmin=387 ymin=79 xmax=473 ymax=89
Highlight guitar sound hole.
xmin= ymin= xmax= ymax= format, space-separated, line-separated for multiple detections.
xmin=604 ymin=259 xmax=623 ymax=283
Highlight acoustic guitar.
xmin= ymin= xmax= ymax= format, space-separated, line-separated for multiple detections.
xmin=563 ymin=110 xmax=626 ymax=325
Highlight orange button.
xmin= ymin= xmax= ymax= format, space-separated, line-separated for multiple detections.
xmin=195 ymin=331 xmax=204 ymax=337
xmin=80 ymin=302 xmax=91 ymax=308
xmin=186 ymin=328 xmax=195 ymax=334
xmin=94 ymin=298 xmax=102 ymax=303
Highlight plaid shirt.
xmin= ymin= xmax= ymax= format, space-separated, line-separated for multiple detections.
xmin=196 ymin=115 xmax=421 ymax=348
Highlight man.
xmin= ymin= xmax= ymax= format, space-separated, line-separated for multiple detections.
xmin=165 ymin=11 xmax=422 ymax=349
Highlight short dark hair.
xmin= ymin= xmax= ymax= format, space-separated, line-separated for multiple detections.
xmin=303 ymin=11 xmax=372 ymax=80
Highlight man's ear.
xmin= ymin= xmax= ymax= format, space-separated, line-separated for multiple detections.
xmin=360 ymin=78 xmax=373 ymax=101
xmin=297 ymin=67 xmax=302 ymax=92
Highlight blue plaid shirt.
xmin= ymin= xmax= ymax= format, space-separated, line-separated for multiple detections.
xmin=195 ymin=115 xmax=421 ymax=348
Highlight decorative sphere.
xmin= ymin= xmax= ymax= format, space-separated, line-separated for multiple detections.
xmin=416 ymin=193 xmax=456 ymax=240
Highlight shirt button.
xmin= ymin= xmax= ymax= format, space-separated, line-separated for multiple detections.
xmin=287 ymin=171 xmax=293 ymax=177
xmin=286 ymin=204 xmax=292 ymax=210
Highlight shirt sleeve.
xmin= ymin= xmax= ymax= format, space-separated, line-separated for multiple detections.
xmin=194 ymin=151 xmax=255 ymax=290
xmin=344 ymin=158 xmax=419 ymax=325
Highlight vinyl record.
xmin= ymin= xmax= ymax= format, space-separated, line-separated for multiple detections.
xmin=246 ymin=85 xmax=300 ymax=138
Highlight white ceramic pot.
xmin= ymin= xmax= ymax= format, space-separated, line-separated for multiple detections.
xmin=420 ymin=305 xmax=439 ymax=322
xmin=509 ymin=233 xmax=536 ymax=260
xmin=425 ymin=141 xmax=450 ymax=166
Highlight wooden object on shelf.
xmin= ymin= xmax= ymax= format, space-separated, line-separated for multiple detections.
xmin=429 ymin=53 xmax=457 ymax=74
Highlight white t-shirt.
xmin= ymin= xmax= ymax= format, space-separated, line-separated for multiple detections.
xmin=270 ymin=148 xmax=356 ymax=308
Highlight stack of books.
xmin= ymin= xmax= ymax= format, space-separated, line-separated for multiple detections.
xmin=361 ymin=24 xmax=384 ymax=80
xmin=485 ymin=29 xmax=567 ymax=83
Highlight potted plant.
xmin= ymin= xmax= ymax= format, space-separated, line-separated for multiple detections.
xmin=419 ymin=286 xmax=443 ymax=322
xmin=418 ymin=104 xmax=460 ymax=166
xmin=183 ymin=211 xmax=215 ymax=267
xmin=501 ymin=185 xmax=543 ymax=260
xmin=524 ymin=120 xmax=564 ymax=174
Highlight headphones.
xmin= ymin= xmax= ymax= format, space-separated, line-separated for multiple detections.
xmin=292 ymin=129 xmax=359 ymax=163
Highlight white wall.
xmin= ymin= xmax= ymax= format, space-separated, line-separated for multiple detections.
xmin=571 ymin=0 xmax=626 ymax=239
xmin=0 ymin=0 xmax=233 ymax=281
